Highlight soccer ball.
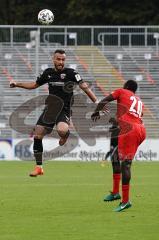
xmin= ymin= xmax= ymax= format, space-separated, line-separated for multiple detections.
xmin=38 ymin=9 xmax=54 ymax=25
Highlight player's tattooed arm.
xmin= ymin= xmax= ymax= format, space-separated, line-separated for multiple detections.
xmin=10 ymin=81 xmax=39 ymax=90
xmin=79 ymin=81 xmax=98 ymax=103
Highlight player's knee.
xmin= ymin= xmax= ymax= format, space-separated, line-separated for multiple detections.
xmin=34 ymin=134 xmax=43 ymax=139
xmin=57 ymin=122 xmax=69 ymax=137
xmin=121 ymin=160 xmax=132 ymax=184
xmin=58 ymin=129 xmax=69 ymax=138
xmin=112 ymin=161 xmax=121 ymax=174
xmin=121 ymin=160 xmax=131 ymax=174
xmin=34 ymin=125 xmax=48 ymax=138
xmin=124 ymin=160 xmax=132 ymax=169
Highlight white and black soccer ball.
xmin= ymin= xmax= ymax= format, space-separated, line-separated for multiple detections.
xmin=38 ymin=9 xmax=54 ymax=25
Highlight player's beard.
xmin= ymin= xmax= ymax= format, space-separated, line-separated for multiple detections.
xmin=55 ymin=63 xmax=64 ymax=71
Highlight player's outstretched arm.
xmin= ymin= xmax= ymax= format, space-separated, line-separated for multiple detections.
xmin=94 ymin=94 xmax=114 ymax=112
xmin=10 ymin=81 xmax=39 ymax=90
xmin=91 ymin=94 xmax=114 ymax=121
xmin=79 ymin=82 xmax=98 ymax=103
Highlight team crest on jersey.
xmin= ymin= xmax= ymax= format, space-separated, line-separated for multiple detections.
xmin=60 ymin=73 xmax=66 ymax=79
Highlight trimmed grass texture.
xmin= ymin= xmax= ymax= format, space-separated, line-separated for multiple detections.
xmin=0 ymin=161 xmax=159 ymax=240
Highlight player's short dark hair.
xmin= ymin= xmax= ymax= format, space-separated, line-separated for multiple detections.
xmin=123 ymin=80 xmax=138 ymax=93
xmin=54 ymin=49 xmax=66 ymax=55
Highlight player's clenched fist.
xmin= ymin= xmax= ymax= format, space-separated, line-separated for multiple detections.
xmin=10 ymin=81 xmax=17 ymax=88
xmin=91 ymin=111 xmax=100 ymax=121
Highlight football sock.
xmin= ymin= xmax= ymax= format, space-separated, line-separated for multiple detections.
xmin=33 ymin=138 xmax=43 ymax=166
xmin=112 ymin=173 xmax=121 ymax=194
xmin=34 ymin=153 xmax=43 ymax=166
xmin=122 ymin=184 xmax=130 ymax=203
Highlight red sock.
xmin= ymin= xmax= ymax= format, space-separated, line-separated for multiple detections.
xmin=112 ymin=173 xmax=121 ymax=194
xmin=122 ymin=184 xmax=130 ymax=203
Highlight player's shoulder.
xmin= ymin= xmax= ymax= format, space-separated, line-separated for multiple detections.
xmin=122 ymin=89 xmax=142 ymax=102
xmin=64 ymin=68 xmax=83 ymax=83
xmin=135 ymin=93 xmax=142 ymax=101
xmin=64 ymin=68 xmax=78 ymax=74
xmin=42 ymin=67 xmax=54 ymax=74
xmin=111 ymin=88 xmax=123 ymax=94
xmin=122 ymin=88 xmax=135 ymax=96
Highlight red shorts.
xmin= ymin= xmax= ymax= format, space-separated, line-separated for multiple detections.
xmin=118 ymin=123 xmax=146 ymax=160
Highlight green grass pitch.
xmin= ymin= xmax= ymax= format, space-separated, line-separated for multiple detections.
xmin=0 ymin=161 xmax=159 ymax=240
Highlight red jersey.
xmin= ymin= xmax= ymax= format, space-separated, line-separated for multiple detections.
xmin=111 ymin=89 xmax=144 ymax=125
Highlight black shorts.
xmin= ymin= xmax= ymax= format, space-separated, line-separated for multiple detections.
xmin=36 ymin=106 xmax=71 ymax=130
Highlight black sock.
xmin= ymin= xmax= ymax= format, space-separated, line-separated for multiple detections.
xmin=33 ymin=138 xmax=43 ymax=166
xmin=34 ymin=152 xmax=43 ymax=166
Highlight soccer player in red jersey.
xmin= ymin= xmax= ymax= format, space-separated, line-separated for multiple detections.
xmin=91 ymin=80 xmax=146 ymax=212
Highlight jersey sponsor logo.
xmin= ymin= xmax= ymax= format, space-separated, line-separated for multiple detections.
xmin=120 ymin=204 xmax=126 ymax=210
xmin=60 ymin=73 xmax=66 ymax=79
xmin=49 ymin=82 xmax=65 ymax=86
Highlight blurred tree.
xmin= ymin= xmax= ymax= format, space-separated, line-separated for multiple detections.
xmin=66 ymin=0 xmax=159 ymax=25
xmin=0 ymin=0 xmax=159 ymax=25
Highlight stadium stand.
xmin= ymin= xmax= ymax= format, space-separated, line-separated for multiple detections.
xmin=0 ymin=43 xmax=97 ymax=138
xmin=0 ymin=36 xmax=159 ymax=138
xmin=74 ymin=45 xmax=159 ymax=138
xmin=99 ymin=46 xmax=159 ymax=137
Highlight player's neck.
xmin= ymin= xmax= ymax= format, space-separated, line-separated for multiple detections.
xmin=54 ymin=67 xmax=64 ymax=72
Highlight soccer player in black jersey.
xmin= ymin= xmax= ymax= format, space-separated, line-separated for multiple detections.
xmin=10 ymin=49 xmax=98 ymax=176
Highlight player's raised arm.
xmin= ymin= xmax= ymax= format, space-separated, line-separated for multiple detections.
xmin=95 ymin=94 xmax=114 ymax=112
xmin=79 ymin=81 xmax=98 ymax=103
xmin=10 ymin=81 xmax=39 ymax=90
xmin=91 ymin=94 xmax=114 ymax=121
